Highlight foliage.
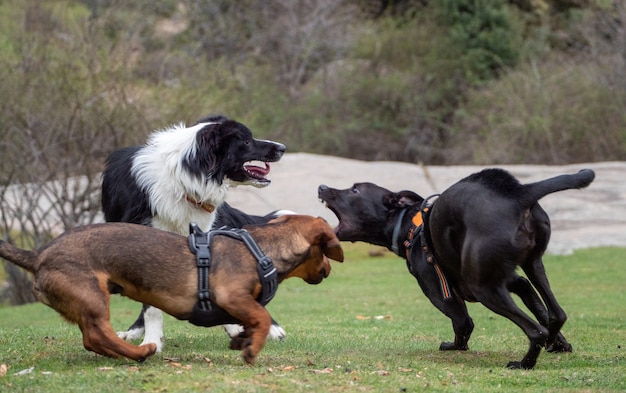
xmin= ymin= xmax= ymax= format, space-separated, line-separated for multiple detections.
xmin=449 ymin=3 xmax=626 ymax=164
xmin=1 ymin=0 xmax=625 ymax=166
xmin=0 ymin=0 xmax=150 ymax=304
xmin=450 ymin=54 xmax=626 ymax=164
xmin=0 ymin=245 xmax=624 ymax=392
xmin=434 ymin=0 xmax=521 ymax=84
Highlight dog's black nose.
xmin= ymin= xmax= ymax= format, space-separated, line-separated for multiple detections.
xmin=318 ymin=184 xmax=328 ymax=193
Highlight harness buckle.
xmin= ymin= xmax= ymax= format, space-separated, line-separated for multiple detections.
xmin=257 ymin=255 xmax=273 ymax=271
xmin=198 ymin=289 xmax=210 ymax=301
xmin=188 ymin=222 xmax=279 ymax=310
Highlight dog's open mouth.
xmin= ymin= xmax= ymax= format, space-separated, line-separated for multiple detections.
xmin=244 ymin=161 xmax=270 ymax=178
xmin=243 ymin=161 xmax=272 ymax=186
xmin=319 ymin=199 xmax=346 ymax=236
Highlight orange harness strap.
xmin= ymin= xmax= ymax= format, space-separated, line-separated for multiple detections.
xmin=404 ymin=204 xmax=452 ymax=301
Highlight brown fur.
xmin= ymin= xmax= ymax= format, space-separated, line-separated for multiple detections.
xmin=0 ymin=215 xmax=343 ymax=364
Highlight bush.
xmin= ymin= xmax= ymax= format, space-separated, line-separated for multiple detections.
xmin=433 ymin=0 xmax=521 ymax=84
xmin=449 ymin=53 xmax=626 ymax=164
xmin=0 ymin=1 xmax=149 ymax=304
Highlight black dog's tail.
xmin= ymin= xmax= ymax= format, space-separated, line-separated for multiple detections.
xmin=0 ymin=240 xmax=39 ymax=273
xmin=521 ymin=169 xmax=595 ymax=208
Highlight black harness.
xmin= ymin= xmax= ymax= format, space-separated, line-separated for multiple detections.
xmin=186 ymin=222 xmax=278 ymax=327
xmin=401 ymin=195 xmax=453 ymax=302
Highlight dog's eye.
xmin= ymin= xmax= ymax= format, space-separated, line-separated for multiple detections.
xmin=351 ymin=186 xmax=360 ymax=194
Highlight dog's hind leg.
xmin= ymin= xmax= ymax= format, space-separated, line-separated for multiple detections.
xmin=521 ymin=258 xmax=572 ymax=353
xmin=49 ymin=274 xmax=158 ymax=361
xmin=80 ymin=316 xmax=157 ymax=362
xmin=472 ymin=284 xmax=548 ymax=369
xmin=508 ymin=275 xmax=549 ymax=322
xmin=508 ymin=275 xmax=572 ymax=353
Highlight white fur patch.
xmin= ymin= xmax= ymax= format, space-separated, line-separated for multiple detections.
xmin=223 ymin=323 xmax=286 ymax=341
xmin=117 ymin=327 xmax=144 ymax=341
xmin=268 ymin=324 xmax=287 ymax=340
xmin=223 ymin=324 xmax=243 ymax=338
xmin=131 ymin=122 xmax=228 ymax=233
xmin=140 ymin=306 xmax=164 ymax=352
xmin=273 ymin=210 xmax=297 ymax=216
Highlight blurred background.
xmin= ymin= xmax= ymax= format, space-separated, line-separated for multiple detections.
xmin=1 ymin=0 xmax=625 ymax=304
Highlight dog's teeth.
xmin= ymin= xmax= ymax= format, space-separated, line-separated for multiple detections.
xmin=244 ymin=161 xmax=270 ymax=178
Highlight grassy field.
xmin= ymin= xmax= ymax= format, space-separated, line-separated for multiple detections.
xmin=0 ymin=244 xmax=624 ymax=392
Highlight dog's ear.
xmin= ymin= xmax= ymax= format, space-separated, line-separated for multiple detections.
xmin=383 ymin=190 xmax=423 ymax=209
xmin=323 ymin=234 xmax=344 ymax=262
xmin=315 ymin=217 xmax=344 ymax=262
xmin=192 ymin=123 xmax=221 ymax=176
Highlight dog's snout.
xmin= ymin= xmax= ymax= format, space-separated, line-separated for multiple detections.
xmin=275 ymin=142 xmax=287 ymax=154
xmin=319 ymin=184 xmax=328 ymax=193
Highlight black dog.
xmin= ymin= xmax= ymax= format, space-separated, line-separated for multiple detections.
xmin=319 ymin=168 xmax=595 ymax=369
xmin=101 ymin=115 xmax=287 ymax=350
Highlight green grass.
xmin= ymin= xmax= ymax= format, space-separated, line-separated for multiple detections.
xmin=1 ymin=245 xmax=624 ymax=392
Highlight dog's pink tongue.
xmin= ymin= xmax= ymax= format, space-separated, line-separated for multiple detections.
xmin=245 ymin=162 xmax=270 ymax=177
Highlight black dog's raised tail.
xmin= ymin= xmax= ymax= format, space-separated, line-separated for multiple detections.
xmin=0 ymin=240 xmax=38 ymax=273
xmin=522 ymin=169 xmax=595 ymax=207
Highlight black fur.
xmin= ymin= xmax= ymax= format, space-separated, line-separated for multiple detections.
xmin=183 ymin=120 xmax=284 ymax=185
xmin=101 ymin=146 xmax=151 ymax=225
xmin=214 ymin=202 xmax=289 ymax=229
xmin=319 ymin=168 xmax=595 ymax=369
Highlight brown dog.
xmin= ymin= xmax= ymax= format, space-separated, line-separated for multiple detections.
xmin=0 ymin=215 xmax=343 ymax=364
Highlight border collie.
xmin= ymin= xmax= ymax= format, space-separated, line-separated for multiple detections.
xmin=101 ymin=115 xmax=287 ymax=351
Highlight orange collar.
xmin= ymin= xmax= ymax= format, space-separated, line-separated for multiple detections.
xmin=185 ymin=195 xmax=216 ymax=213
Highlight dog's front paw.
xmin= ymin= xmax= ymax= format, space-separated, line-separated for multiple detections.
xmin=230 ymin=334 xmax=252 ymax=351
xmin=268 ymin=324 xmax=286 ymax=341
xmin=136 ymin=343 xmax=158 ymax=362
xmin=223 ymin=324 xmax=244 ymax=338
xmin=507 ymin=358 xmax=536 ymax=370
xmin=117 ymin=327 xmax=145 ymax=342
xmin=439 ymin=341 xmax=468 ymax=351
xmin=225 ymin=323 xmax=286 ymax=341
xmin=242 ymin=347 xmax=257 ymax=364
xmin=140 ymin=336 xmax=164 ymax=353
xmin=506 ymin=360 xmax=523 ymax=369
xmin=546 ymin=338 xmax=572 ymax=353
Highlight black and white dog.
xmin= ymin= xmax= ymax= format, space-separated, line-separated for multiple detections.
xmin=101 ymin=115 xmax=288 ymax=352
